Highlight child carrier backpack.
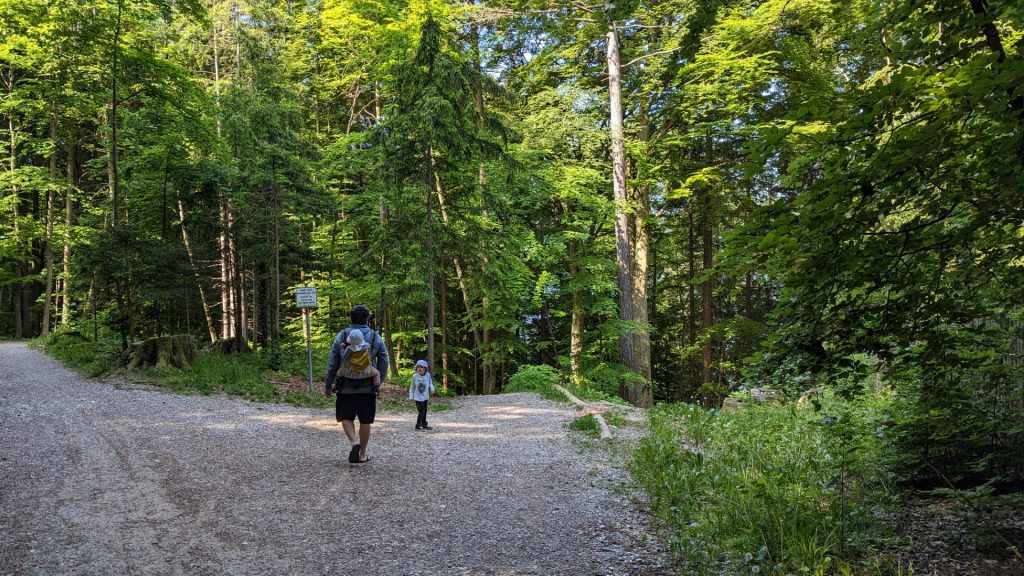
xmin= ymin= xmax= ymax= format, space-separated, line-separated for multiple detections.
xmin=338 ymin=328 xmax=376 ymax=380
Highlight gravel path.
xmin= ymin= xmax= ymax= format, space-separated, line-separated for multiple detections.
xmin=0 ymin=342 xmax=673 ymax=575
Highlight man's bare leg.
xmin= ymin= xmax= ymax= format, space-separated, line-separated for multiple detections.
xmin=358 ymin=423 xmax=371 ymax=461
xmin=341 ymin=419 xmax=358 ymax=446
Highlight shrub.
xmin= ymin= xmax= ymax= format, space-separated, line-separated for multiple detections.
xmin=631 ymin=397 xmax=892 ymax=575
xmin=37 ymin=331 xmax=120 ymax=378
xmin=505 ymin=364 xmax=564 ymax=401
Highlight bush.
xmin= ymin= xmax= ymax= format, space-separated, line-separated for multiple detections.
xmin=505 ymin=364 xmax=564 ymax=401
xmin=631 ymin=397 xmax=892 ymax=574
xmin=37 ymin=331 xmax=121 ymax=378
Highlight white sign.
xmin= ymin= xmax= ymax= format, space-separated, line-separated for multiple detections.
xmin=295 ymin=286 xmax=318 ymax=308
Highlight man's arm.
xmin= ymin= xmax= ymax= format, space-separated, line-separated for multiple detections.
xmin=374 ymin=331 xmax=390 ymax=382
xmin=324 ymin=332 xmax=343 ymax=392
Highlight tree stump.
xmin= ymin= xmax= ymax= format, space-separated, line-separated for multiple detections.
xmin=127 ymin=335 xmax=198 ymax=370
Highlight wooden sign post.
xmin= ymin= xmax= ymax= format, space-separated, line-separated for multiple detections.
xmin=295 ymin=287 xmax=318 ymax=391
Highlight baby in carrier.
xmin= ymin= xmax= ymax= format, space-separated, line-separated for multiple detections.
xmin=339 ymin=328 xmax=381 ymax=388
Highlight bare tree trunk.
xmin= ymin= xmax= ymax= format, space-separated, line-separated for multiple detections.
xmin=61 ymin=138 xmax=74 ymax=326
xmin=239 ymin=255 xmax=248 ymax=342
xmin=212 ymin=6 xmax=234 ymax=343
xmin=229 ymin=223 xmax=243 ymax=344
xmin=686 ymin=201 xmax=697 ymax=400
xmin=471 ymin=19 xmax=497 ymax=395
xmin=6 ymin=64 xmax=24 ymax=339
xmin=41 ymin=116 xmax=58 ymax=336
xmin=425 ymin=147 xmax=439 ymax=374
xmin=219 ymin=203 xmax=231 ymax=339
xmin=273 ymin=189 xmax=281 ymax=362
xmin=569 ymin=243 xmax=583 ymax=384
xmin=440 ymin=265 xmax=449 ymax=391
xmin=428 ymin=151 xmax=482 ymax=390
xmin=607 ymin=24 xmax=652 ymax=407
xmin=700 ymin=191 xmax=715 ymax=408
xmin=250 ymin=271 xmax=258 ymax=348
xmin=177 ymin=199 xmax=218 ymax=343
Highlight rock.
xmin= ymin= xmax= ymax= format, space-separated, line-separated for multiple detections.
xmin=721 ymin=397 xmax=748 ymax=411
xmin=749 ymin=387 xmax=785 ymax=404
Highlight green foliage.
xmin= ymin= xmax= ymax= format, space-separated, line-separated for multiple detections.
xmin=504 ymin=364 xmax=564 ymax=401
xmin=568 ymin=413 xmax=599 ymax=436
xmin=581 ymin=362 xmax=643 ymax=404
xmin=736 ymin=0 xmax=1024 ymax=489
xmin=632 ymin=397 xmax=893 ymax=574
xmin=36 ymin=331 xmax=121 ymax=378
xmin=602 ymin=411 xmax=629 ymax=427
xmin=154 ymin=352 xmax=331 ymax=408
xmin=161 ymin=353 xmax=272 ymax=397
xmin=884 ymin=351 xmax=1024 ymax=490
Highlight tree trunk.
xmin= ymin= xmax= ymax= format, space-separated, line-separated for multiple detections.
xmin=700 ymin=191 xmax=715 ymax=408
xmin=570 ymin=291 xmax=584 ymax=384
xmin=440 ymin=265 xmax=449 ymax=391
xmin=273 ymin=188 xmax=281 ymax=366
xmin=61 ymin=138 xmax=74 ymax=326
xmin=41 ymin=115 xmax=57 ymax=336
xmin=569 ymin=244 xmax=583 ymax=384
xmin=219 ymin=205 xmax=229 ymax=339
xmin=686 ymin=201 xmax=698 ymax=400
xmin=425 ymin=147 xmax=439 ymax=374
xmin=428 ymin=150 xmax=482 ymax=389
xmin=233 ymin=232 xmax=245 ymax=344
xmin=6 ymin=64 xmax=26 ymax=338
xmin=607 ymin=23 xmax=652 ymax=407
xmin=471 ymin=18 xmax=497 ymax=395
xmin=177 ymin=198 xmax=218 ymax=343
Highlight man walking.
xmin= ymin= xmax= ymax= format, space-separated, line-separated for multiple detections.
xmin=325 ymin=304 xmax=389 ymax=463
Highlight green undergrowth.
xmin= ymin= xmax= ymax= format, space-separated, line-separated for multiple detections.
xmin=148 ymin=353 xmax=335 ymax=408
xmin=602 ymin=411 xmax=630 ymax=427
xmin=38 ymin=332 xmax=333 ymax=409
xmin=39 ymin=331 xmax=470 ymax=411
xmin=504 ymin=364 xmax=631 ymax=406
xmin=35 ymin=332 xmax=121 ymax=378
xmin=631 ymin=396 xmax=897 ymax=575
xmin=569 ymin=413 xmax=601 ymax=436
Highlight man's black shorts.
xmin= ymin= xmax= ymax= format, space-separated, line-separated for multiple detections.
xmin=336 ymin=393 xmax=376 ymax=423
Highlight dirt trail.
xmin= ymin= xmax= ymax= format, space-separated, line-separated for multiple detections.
xmin=0 ymin=342 xmax=672 ymax=575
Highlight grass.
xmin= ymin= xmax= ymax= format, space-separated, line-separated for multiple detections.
xmin=568 ymin=413 xmax=601 ymax=436
xmin=602 ymin=411 xmax=630 ymax=427
xmin=38 ymin=332 xmax=333 ymax=409
xmin=34 ymin=332 xmax=121 ymax=378
xmin=38 ymin=332 xmax=469 ymax=414
xmin=630 ymin=397 xmax=894 ymax=575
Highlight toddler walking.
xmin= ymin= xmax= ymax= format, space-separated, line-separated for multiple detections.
xmin=409 ymin=360 xmax=435 ymax=430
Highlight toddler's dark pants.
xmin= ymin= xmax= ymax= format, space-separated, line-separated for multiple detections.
xmin=415 ymin=400 xmax=429 ymax=428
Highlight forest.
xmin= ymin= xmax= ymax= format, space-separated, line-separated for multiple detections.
xmin=2 ymin=0 xmax=1022 ymax=573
